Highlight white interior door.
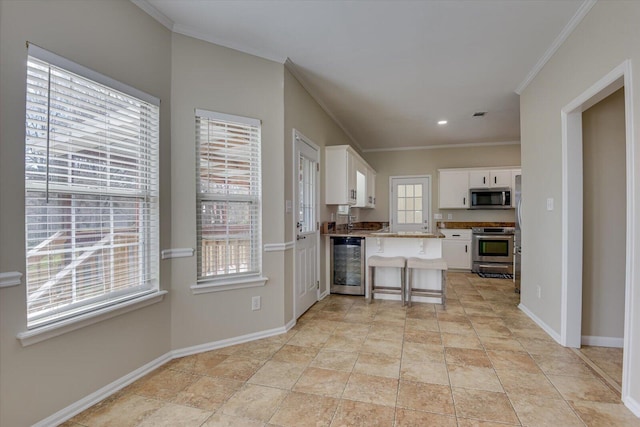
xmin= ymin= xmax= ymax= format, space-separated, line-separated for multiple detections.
xmin=390 ymin=176 xmax=431 ymax=232
xmin=294 ymin=131 xmax=319 ymax=318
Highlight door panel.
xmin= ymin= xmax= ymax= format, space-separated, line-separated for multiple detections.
xmin=294 ymin=131 xmax=319 ymax=318
xmin=391 ymin=176 xmax=431 ymax=232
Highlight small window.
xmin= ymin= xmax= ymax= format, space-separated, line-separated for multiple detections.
xmin=195 ymin=109 xmax=262 ymax=283
xmin=24 ymin=45 xmax=160 ymax=329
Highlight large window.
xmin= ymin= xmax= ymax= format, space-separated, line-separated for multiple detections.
xmin=196 ymin=109 xmax=262 ymax=284
xmin=24 ymin=45 xmax=159 ymax=329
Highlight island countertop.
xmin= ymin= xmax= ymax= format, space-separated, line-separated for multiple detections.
xmin=324 ymin=230 xmax=445 ymax=238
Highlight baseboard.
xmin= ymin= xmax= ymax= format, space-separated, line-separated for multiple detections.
xmin=172 ymin=323 xmax=292 ymax=359
xmin=319 ymin=289 xmax=330 ymax=300
xmin=518 ymin=303 xmax=562 ymax=344
xmin=32 ymin=352 xmax=172 ymax=427
xmin=581 ymin=335 xmax=624 ymax=348
xmin=623 ymin=394 xmax=640 ymax=418
xmin=35 ymin=323 xmax=295 ymax=426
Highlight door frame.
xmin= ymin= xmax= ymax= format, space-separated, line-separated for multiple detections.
xmin=560 ymin=60 xmax=635 ymax=404
xmin=388 ymin=175 xmax=432 ymax=232
xmin=292 ymin=129 xmax=320 ymax=319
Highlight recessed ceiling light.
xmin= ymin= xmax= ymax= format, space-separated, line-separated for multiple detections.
xmin=437 ymin=120 xmax=447 ymax=125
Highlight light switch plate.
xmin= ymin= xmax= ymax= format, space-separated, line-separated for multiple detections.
xmin=434 ymin=213 xmax=443 ymax=220
xmin=546 ymin=198 xmax=554 ymax=211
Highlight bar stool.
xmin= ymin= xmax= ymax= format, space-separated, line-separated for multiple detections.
xmin=406 ymin=257 xmax=448 ymax=308
xmin=367 ymin=256 xmax=406 ymax=305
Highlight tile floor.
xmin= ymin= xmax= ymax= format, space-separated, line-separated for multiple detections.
xmin=577 ymin=345 xmax=623 ymax=390
xmin=63 ymin=272 xmax=640 ymax=426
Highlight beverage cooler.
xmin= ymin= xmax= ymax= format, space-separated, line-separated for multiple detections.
xmin=330 ymin=236 xmax=365 ymax=295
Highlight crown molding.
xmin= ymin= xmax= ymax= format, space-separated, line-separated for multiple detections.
xmin=362 ymin=140 xmax=520 ymax=153
xmin=516 ymin=0 xmax=597 ymax=95
xmin=130 ymin=0 xmax=174 ymax=30
xmin=284 ymin=59 xmax=363 ymax=152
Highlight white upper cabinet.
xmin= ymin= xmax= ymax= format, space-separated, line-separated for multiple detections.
xmin=439 ymin=166 xmax=521 ymax=209
xmin=439 ymin=170 xmax=470 ymax=209
xmin=354 ymin=158 xmax=368 ymax=207
xmin=511 ymin=169 xmax=521 ymax=207
xmin=469 ymin=170 xmax=512 ymax=188
xmin=325 ymin=146 xmax=357 ymax=205
xmin=325 ymin=145 xmax=376 ymax=208
xmin=366 ymin=168 xmax=376 ymax=208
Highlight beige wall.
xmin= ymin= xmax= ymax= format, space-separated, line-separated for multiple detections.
xmin=358 ymin=145 xmax=521 ymax=224
xmin=0 ymin=1 xmax=173 ymax=426
xmin=283 ymin=68 xmax=355 ymax=309
xmin=520 ymin=1 xmax=640 ymax=405
xmin=582 ymin=88 xmax=626 ymax=339
xmin=169 ymin=33 xmax=286 ymax=348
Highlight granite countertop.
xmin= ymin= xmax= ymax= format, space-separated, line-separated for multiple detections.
xmin=325 ymin=230 xmax=445 ymax=239
xmin=322 ymin=221 xmax=513 ymax=238
xmin=437 ymin=221 xmax=516 ymax=229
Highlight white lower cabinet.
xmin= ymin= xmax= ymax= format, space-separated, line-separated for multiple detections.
xmin=441 ymin=229 xmax=472 ymax=270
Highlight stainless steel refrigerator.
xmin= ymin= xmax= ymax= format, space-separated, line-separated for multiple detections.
xmin=514 ymin=175 xmax=522 ymax=293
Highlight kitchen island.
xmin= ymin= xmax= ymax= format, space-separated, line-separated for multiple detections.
xmin=365 ymin=232 xmax=445 ymax=303
xmin=325 ymin=229 xmax=446 ymax=303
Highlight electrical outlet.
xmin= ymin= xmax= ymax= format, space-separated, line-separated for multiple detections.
xmin=447 ymin=214 xmax=453 ymax=220
xmin=546 ymin=198 xmax=554 ymax=211
xmin=252 ymin=296 xmax=261 ymax=311
xmin=537 ymin=285 xmax=541 ymax=299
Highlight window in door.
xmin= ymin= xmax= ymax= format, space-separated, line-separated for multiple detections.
xmin=390 ymin=176 xmax=431 ymax=232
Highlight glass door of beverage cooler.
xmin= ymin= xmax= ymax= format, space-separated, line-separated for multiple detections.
xmin=330 ymin=236 xmax=365 ymax=295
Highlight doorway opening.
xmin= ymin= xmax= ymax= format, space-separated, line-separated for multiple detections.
xmin=576 ymin=87 xmax=626 ymax=395
xmin=561 ymin=60 xmax=634 ymax=404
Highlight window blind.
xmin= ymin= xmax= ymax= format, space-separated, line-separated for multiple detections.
xmin=195 ymin=109 xmax=262 ymax=282
xmin=24 ymin=46 xmax=159 ymax=328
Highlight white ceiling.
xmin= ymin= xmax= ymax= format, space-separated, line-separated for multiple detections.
xmin=134 ymin=0 xmax=593 ymax=151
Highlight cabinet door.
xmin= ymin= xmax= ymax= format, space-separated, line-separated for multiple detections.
xmin=439 ymin=170 xmax=469 ymax=209
xmin=354 ymin=159 xmax=368 ymax=207
xmin=511 ymin=169 xmax=521 ymax=207
xmin=366 ymin=168 xmax=376 ymax=208
xmin=325 ymin=146 xmax=357 ymax=205
xmin=442 ymin=240 xmax=472 ymax=269
xmin=469 ymin=171 xmax=490 ymax=188
xmin=491 ymin=170 xmax=512 ymax=187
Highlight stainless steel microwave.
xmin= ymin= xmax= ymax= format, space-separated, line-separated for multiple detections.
xmin=469 ymin=187 xmax=511 ymax=209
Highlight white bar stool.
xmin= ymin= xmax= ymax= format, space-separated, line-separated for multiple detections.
xmin=367 ymin=255 xmax=406 ymax=305
xmin=406 ymin=257 xmax=448 ymax=308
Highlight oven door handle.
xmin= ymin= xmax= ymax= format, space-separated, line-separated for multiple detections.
xmin=477 ymin=264 xmax=511 ymax=269
xmin=473 ymin=235 xmax=513 ymax=240
xmin=502 ymin=191 xmax=506 ymax=206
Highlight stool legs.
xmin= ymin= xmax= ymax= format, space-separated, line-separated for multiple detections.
xmin=367 ymin=262 xmax=406 ymax=305
xmin=406 ymin=265 xmax=447 ymax=309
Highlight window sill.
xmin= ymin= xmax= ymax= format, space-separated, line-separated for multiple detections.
xmin=191 ymin=276 xmax=268 ymax=294
xmin=16 ymin=290 xmax=168 ymax=347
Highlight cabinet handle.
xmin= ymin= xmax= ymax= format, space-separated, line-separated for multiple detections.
xmin=463 ymin=197 xmax=466 ymax=205
xmin=465 ymin=245 xmax=468 ymax=253
xmin=494 ymin=176 xmax=497 ymax=184
xmin=453 ymin=234 xmax=460 ymax=237
xmin=483 ymin=177 xmax=486 ymax=184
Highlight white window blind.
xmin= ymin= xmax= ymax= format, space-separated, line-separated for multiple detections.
xmin=196 ymin=109 xmax=262 ymax=283
xmin=24 ymin=45 xmax=160 ymax=329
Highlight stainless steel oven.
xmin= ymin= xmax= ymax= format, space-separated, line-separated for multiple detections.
xmin=472 ymin=227 xmax=515 ymax=274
